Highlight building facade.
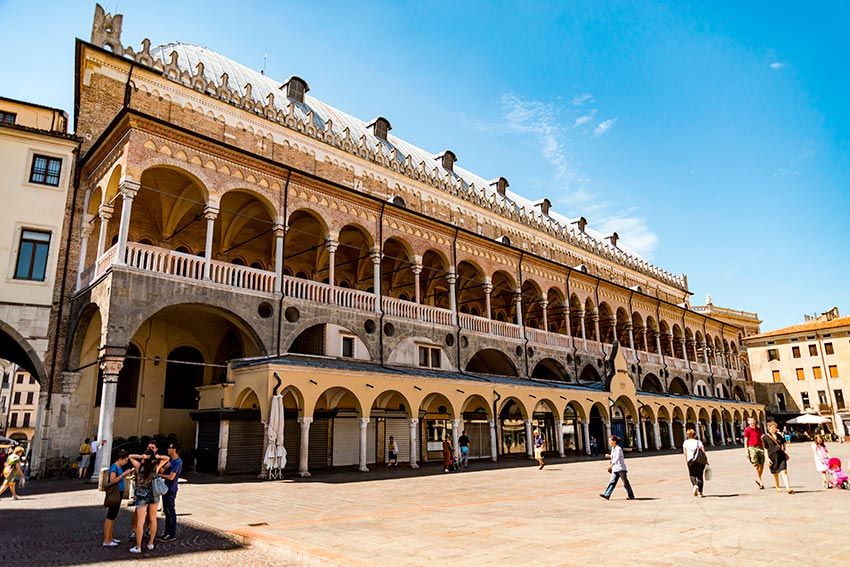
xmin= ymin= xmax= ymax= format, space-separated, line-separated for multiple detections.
xmin=744 ymin=308 xmax=850 ymax=437
xmin=40 ymin=5 xmax=763 ymax=475
xmin=0 ymin=362 xmax=41 ymax=448
xmin=0 ymin=96 xmax=77 ymax=454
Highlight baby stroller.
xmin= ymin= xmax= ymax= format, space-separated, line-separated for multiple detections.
xmin=450 ymin=451 xmax=461 ymax=472
xmin=826 ymin=457 xmax=849 ymax=489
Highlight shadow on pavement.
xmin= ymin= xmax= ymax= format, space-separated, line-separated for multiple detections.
xmin=2 ymin=504 xmax=247 ymax=566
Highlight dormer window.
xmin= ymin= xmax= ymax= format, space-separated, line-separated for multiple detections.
xmin=496 ymin=235 xmax=511 ymax=246
xmin=437 ymin=150 xmax=457 ymax=172
xmin=490 ymin=177 xmax=509 ymax=197
xmin=369 ymin=117 xmax=391 ymax=140
xmin=282 ymin=76 xmax=309 ymax=103
xmin=575 ymin=263 xmax=589 ymax=274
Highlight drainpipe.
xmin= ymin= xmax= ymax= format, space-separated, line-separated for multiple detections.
xmin=452 ymin=227 xmax=462 ymax=373
xmin=683 ymin=309 xmax=692 ymax=381
xmin=518 ymin=252 xmax=529 ymax=378
xmin=493 ymin=389 xmax=502 ymax=458
xmin=276 ymin=170 xmax=292 ymax=357
xmin=565 ymin=267 xmax=577 ymax=379
xmin=377 ymin=202 xmax=386 ymax=367
xmin=656 ymin=299 xmax=667 ymax=374
xmin=627 ymin=289 xmax=637 ymax=363
xmin=594 ymin=279 xmax=603 ymax=356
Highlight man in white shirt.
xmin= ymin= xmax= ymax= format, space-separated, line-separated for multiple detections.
xmin=599 ymin=435 xmax=635 ymax=500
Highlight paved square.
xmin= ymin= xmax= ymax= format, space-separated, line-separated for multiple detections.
xmin=177 ymin=442 xmax=850 ymax=566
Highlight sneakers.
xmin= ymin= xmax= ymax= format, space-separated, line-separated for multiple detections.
xmin=599 ymin=493 xmax=610 ymax=500
xmin=129 ymin=547 xmax=141 ymax=554
xmin=146 ymin=543 xmax=155 ymax=550
xmin=159 ymin=534 xmax=175 ymax=542
xmin=693 ymin=485 xmax=700 ymax=497
xmin=102 ymin=541 xmax=118 ymax=548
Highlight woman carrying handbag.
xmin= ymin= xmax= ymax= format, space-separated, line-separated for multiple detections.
xmin=682 ymin=428 xmax=708 ymax=497
xmin=102 ymin=450 xmax=132 ymax=547
xmin=763 ymin=422 xmax=793 ymax=494
xmin=128 ymin=449 xmax=169 ymax=553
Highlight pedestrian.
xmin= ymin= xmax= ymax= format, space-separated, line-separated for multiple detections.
xmin=102 ymin=450 xmax=132 ymax=547
xmin=533 ymin=429 xmax=545 ymax=470
xmin=130 ymin=439 xmax=162 ymax=541
xmin=682 ymin=428 xmax=708 ymax=498
xmin=386 ymin=436 xmax=399 ymax=467
xmin=599 ymin=436 xmax=634 ymax=500
xmin=442 ymin=436 xmax=453 ymax=472
xmin=458 ymin=430 xmax=470 ymax=468
xmin=88 ymin=437 xmax=99 ymax=478
xmin=158 ymin=442 xmax=183 ymax=541
xmin=742 ymin=417 xmax=766 ymax=490
xmin=128 ymin=449 xmax=167 ymax=553
xmin=79 ymin=437 xmax=92 ymax=479
xmin=763 ymin=422 xmax=793 ymax=494
xmin=812 ymin=434 xmax=830 ymax=488
xmin=0 ymin=446 xmax=25 ymax=500
xmin=590 ymin=435 xmax=599 ymax=457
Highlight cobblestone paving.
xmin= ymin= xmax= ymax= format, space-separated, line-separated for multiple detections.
xmin=0 ymin=480 xmax=289 ymax=566
xmin=5 ymin=443 xmax=850 ymax=566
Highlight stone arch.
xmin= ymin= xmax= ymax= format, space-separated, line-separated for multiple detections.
xmin=521 ymin=279 xmax=545 ymax=329
xmin=546 ymin=287 xmax=567 ymax=333
xmin=461 ymin=394 xmax=493 ymax=419
xmin=693 ymin=379 xmax=709 ymax=397
xmin=335 ymin=223 xmax=374 ymax=290
xmin=568 ymin=293 xmax=583 ymax=338
xmin=284 ymin=320 xmax=372 ymax=360
xmin=615 ymin=307 xmax=630 ymax=345
xmin=235 ymin=386 xmax=261 ymax=410
xmin=286 ymin=208 xmax=330 ymax=282
xmin=640 ymin=373 xmax=664 ymax=393
xmin=533 ymin=398 xmax=561 ymax=421
xmin=216 ymin=189 xmax=277 ymax=268
xmin=314 ymin=386 xmax=364 ymax=416
xmin=645 ymin=316 xmax=659 ymax=354
xmin=597 ymin=302 xmax=615 ymax=343
xmin=491 ymin=270 xmax=518 ymax=323
xmin=420 ymin=249 xmax=450 ymax=309
xmin=64 ymin=302 xmax=104 ymax=372
xmin=419 ymin=391 xmax=456 ymax=419
xmin=531 ymin=358 xmax=570 ymax=381
xmin=584 ymin=297 xmax=597 ymax=341
xmin=668 ymin=376 xmax=690 ymax=396
xmin=131 ymin=165 xmax=210 ymax=248
xmin=382 ymin=237 xmax=415 ymax=301
xmin=466 ymin=348 xmax=518 ymax=377
xmin=732 ymin=385 xmax=746 ymax=401
xmin=578 ymin=363 xmax=602 ymax=384
xmin=368 ymin=389 xmax=413 ymax=417
xmin=0 ymin=318 xmax=47 ymax=382
xmin=456 ymin=260 xmax=486 ymax=316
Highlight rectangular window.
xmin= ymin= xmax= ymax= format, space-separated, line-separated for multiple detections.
xmin=772 ymin=370 xmax=781 ymax=383
xmin=829 ymin=365 xmax=839 ymax=378
xmin=801 ymin=392 xmax=810 ymax=409
xmin=0 ymin=111 xmax=16 ymax=124
xmin=818 ymin=390 xmax=828 ymax=405
xmin=13 ymin=392 xmax=21 ymax=405
xmin=835 ymin=389 xmax=846 ymax=410
xmin=29 ymin=154 xmax=62 ymax=186
xmin=825 ymin=342 xmax=835 ymax=355
xmin=418 ymin=346 xmax=442 ymax=368
xmin=796 ymin=368 xmax=805 ymax=381
xmin=14 ymin=229 xmax=51 ymax=281
xmin=809 ymin=344 xmax=818 ymax=356
xmin=9 ymin=413 xmax=17 ymax=427
xmin=813 ymin=366 xmax=823 ymax=380
xmin=25 ymin=392 xmax=33 ymax=405
xmin=776 ymin=392 xmax=786 ymax=412
xmin=792 ymin=346 xmax=801 ymax=358
xmin=16 ymin=373 xmax=24 ymax=384
xmin=1 ymin=374 xmax=7 ymax=386
xmin=22 ymin=413 xmax=31 ymax=427
xmin=341 ymin=336 xmax=355 ymax=358
xmin=767 ymin=349 xmax=780 ymax=361
xmin=29 ymin=375 xmax=35 ymax=384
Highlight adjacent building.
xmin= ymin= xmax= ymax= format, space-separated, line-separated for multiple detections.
xmin=0 ymin=362 xmax=41 ymax=448
xmin=745 ymin=307 xmax=849 ymax=437
xmin=0 ymin=96 xmax=77 ymax=455
xmin=39 ymin=5 xmax=764 ymax=476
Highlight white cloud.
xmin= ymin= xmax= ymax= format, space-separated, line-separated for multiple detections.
xmin=571 ymin=93 xmax=594 ymax=106
xmin=769 ymin=62 xmax=784 ymax=70
xmin=497 ymin=94 xmax=657 ymax=257
xmin=592 ymin=118 xmax=617 ymax=137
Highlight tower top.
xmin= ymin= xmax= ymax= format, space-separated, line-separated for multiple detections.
xmin=91 ymin=3 xmax=124 ymax=55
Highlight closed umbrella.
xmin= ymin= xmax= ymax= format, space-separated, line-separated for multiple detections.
xmin=264 ymin=393 xmax=287 ymax=479
xmin=786 ymin=414 xmax=830 ymax=425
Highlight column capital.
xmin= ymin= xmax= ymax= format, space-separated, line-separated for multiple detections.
xmin=99 ymin=356 xmax=124 ymax=377
xmin=370 ymin=248 xmax=382 ymax=263
xmin=273 ymin=223 xmax=286 ymax=238
xmin=445 ymin=270 xmax=457 ymax=284
xmin=410 ymin=262 xmax=423 ymax=276
xmin=298 ymin=416 xmax=314 ymax=425
xmin=408 ymin=418 xmax=419 ymax=426
xmin=482 ymin=280 xmax=493 ymax=294
xmin=325 ymin=238 xmax=339 ymax=253
xmin=98 ymin=204 xmax=114 ymax=220
xmin=488 ymin=419 xmax=496 ymax=428
xmin=540 ymin=300 xmax=549 ymax=309
xmin=119 ymin=179 xmax=141 ymax=199
xmin=81 ymin=222 xmax=96 ymax=238
xmin=359 ymin=416 xmax=370 ymax=427
xmin=204 ymin=206 xmax=219 ymax=221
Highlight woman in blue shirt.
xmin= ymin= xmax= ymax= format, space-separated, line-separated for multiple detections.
xmin=103 ymin=450 xmax=132 ymax=547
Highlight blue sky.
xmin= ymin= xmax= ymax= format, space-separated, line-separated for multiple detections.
xmin=1 ymin=1 xmax=848 ymax=330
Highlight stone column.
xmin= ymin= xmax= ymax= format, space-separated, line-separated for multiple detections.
xmin=695 ymin=420 xmax=702 ymax=441
xmin=411 ymin=263 xmax=422 ymax=305
xmin=582 ymin=420 xmax=592 ymax=455
xmin=76 ymin=221 xmax=95 ymax=289
xmin=707 ymin=422 xmax=715 ymax=446
xmin=370 ymin=249 xmax=382 ymax=313
xmin=681 ymin=421 xmax=688 ymax=445
xmin=326 ymin=238 xmax=339 ymax=287
xmin=701 ymin=342 xmax=709 ymax=365
xmin=451 ymin=418 xmax=461 ymax=455
xmin=564 ymin=307 xmax=573 ymax=337
xmin=604 ymin=420 xmax=612 ymax=443
xmin=358 ymin=417 xmax=370 ymax=472
xmin=655 ymin=333 xmax=663 ymax=358
xmin=719 ymin=421 xmax=727 ymax=445
xmin=489 ymin=420 xmax=498 ymax=462
xmin=541 ymin=300 xmax=549 ymax=333
xmin=273 ymin=223 xmax=285 ymax=294
xmin=524 ymin=419 xmax=534 ymax=458
xmin=668 ymin=421 xmax=676 ymax=450
xmin=579 ymin=309 xmax=587 ymax=349
xmin=642 ymin=327 xmax=649 ymax=352
xmin=114 ymin=180 xmax=140 ymax=265
xmin=515 ymin=290 xmax=524 ymax=328
xmin=652 ymin=420 xmax=662 ymax=451
xmin=217 ymin=420 xmax=230 ymax=474
xmin=556 ymin=420 xmax=565 ymax=457
xmin=95 ymin=204 xmax=114 ymax=264
xmin=593 ymin=313 xmax=601 ymax=343
xmin=446 ymin=271 xmax=458 ymax=325
xmin=202 ymin=206 xmax=218 ymax=280
xmin=91 ymin=355 xmax=123 ymax=479
xmin=627 ymin=323 xmax=635 ymax=351
xmin=483 ymin=279 xmax=493 ymax=320
xmin=298 ymin=417 xmax=312 ymax=477
xmin=409 ymin=418 xmax=419 ymax=468
xmin=635 ymin=418 xmax=644 ymax=452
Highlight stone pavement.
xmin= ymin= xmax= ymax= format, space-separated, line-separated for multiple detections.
xmin=5 ymin=443 xmax=850 ymax=566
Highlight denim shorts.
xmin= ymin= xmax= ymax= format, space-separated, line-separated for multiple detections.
xmin=134 ymin=486 xmax=158 ymax=507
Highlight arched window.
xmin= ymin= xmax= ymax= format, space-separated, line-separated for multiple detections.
xmin=163 ymin=346 xmax=205 ymax=409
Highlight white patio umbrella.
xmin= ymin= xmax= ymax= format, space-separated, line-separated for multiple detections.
xmin=786 ymin=414 xmax=831 ymax=425
xmin=264 ymin=393 xmax=287 ymax=478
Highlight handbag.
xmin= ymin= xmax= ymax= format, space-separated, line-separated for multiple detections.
xmin=152 ymin=476 xmax=168 ymax=497
xmin=103 ymin=482 xmax=121 ymax=507
xmin=704 ymin=465 xmax=713 ymax=481
xmin=692 ymin=447 xmax=709 ymax=466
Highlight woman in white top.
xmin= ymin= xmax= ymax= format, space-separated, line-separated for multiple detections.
xmin=812 ymin=434 xmax=830 ymax=488
xmin=387 ymin=436 xmax=399 ymax=467
xmin=682 ymin=428 xmax=708 ymax=497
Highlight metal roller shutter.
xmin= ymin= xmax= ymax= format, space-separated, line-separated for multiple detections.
xmin=195 ymin=421 xmax=219 ymax=474
xmin=462 ymin=420 xmax=490 ymax=459
xmin=332 ymin=417 xmax=359 ymax=466
xmin=283 ymin=413 xmax=300 ymax=472
xmin=385 ymin=418 xmax=410 ymax=463
xmin=309 ymin=417 xmax=330 ymax=469
xmin=367 ymin=418 xmax=377 ymax=464
xmin=226 ymin=420 xmax=265 ymax=475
